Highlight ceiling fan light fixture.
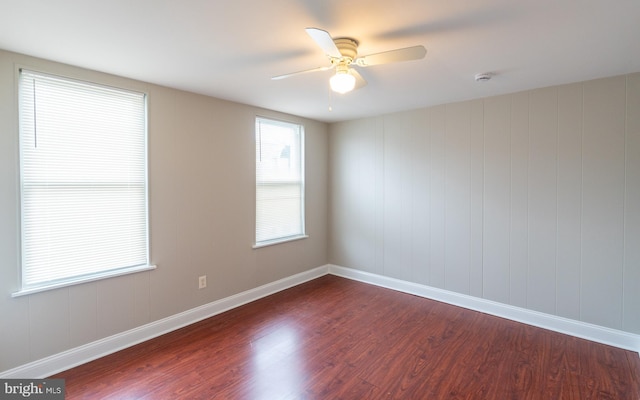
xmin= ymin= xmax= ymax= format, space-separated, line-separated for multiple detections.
xmin=330 ymin=69 xmax=356 ymax=94
xmin=274 ymin=28 xmax=427 ymax=95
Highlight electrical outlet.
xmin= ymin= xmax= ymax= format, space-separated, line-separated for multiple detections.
xmin=198 ymin=275 xmax=207 ymax=289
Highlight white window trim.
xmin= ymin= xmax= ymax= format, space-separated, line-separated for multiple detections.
xmin=254 ymin=116 xmax=306 ymax=247
xmin=13 ymin=67 xmax=154 ymax=296
xmin=252 ymin=234 xmax=309 ymax=249
xmin=12 ymin=264 xmax=156 ymax=297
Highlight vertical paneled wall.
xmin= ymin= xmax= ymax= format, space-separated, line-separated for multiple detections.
xmin=329 ymin=73 xmax=640 ymax=334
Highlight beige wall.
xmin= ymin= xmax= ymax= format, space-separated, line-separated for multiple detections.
xmin=329 ymin=74 xmax=640 ymax=335
xmin=0 ymin=50 xmax=328 ymax=373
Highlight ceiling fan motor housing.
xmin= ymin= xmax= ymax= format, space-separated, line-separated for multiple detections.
xmin=333 ymin=38 xmax=359 ymax=62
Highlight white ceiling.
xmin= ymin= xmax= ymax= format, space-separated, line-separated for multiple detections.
xmin=1 ymin=0 xmax=639 ymax=123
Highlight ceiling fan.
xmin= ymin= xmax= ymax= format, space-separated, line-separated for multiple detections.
xmin=273 ymin=28 xmax=427 ymax=94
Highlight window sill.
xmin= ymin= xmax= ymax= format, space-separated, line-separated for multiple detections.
xmin=11 ymin=264 xmax=157 ymax=297
xmin=253 ymin=234 xmax=309 ymax=249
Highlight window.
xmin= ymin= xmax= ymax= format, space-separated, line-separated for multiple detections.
xmin=255 ymin=117 xmax=305 ymax=247
xmin=16 ymin=69 xmax=152 ymax=295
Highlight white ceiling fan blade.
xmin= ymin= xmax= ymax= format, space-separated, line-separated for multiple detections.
xmin=305 ymin=27 xmax=342 ymax=58
xmin=350 ymin=69 xmax=367 ymax=90
xmin=355 ymin=45 xmax=427 ymax=67
xmin=272 ymin=65 xmax=334 ymax=80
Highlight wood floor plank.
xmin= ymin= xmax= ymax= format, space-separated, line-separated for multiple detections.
xmin=51 ymin=275 xmax=640 ymax=399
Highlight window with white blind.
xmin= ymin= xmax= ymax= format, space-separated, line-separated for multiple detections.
xmin=15 ymin=69 xmax=152 ymax=296
xmin=255 ymin=117 xmax=306 ymax=247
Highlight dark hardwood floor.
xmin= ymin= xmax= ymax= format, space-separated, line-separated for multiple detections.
xmin=51 ymin=275 xmax=640 ymax=399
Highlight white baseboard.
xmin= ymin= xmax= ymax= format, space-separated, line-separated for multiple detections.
xmin=328 ymin=264 xmax=640 ymax=354
xmin=4 ymin=263 xmax=637 ymax=378
xmin=0 ymin=265 xmax=330 ymax=379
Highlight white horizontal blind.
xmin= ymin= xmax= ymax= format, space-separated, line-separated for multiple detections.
xmin=255 ymin=117 xmax=305 ymax=244
xmin=19 ymin=70 xmax=148 ymax=289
